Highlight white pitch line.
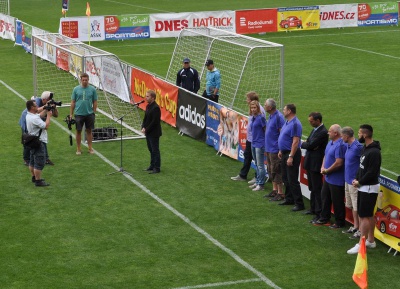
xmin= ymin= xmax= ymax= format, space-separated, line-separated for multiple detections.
xmin=2 ymin=80 xmax=281 ymax=289
xmin=103 ymin=0 xmax=172 ymax=13
xmin=170 ymin=278 xmax=262 ymax=289
xmin=328 ymin=42 xmax=400 ymax=60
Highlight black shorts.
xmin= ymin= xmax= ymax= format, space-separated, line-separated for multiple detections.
xmin=357 ymin=191 xmax=378 ymax=218
xmin=75 ymin=114 xmax=95 ymax=131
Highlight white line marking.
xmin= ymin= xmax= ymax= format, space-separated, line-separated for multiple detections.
xmin=328 ymin=42 xmax=400 ymax=59
xmin=170 ymin=278 xmax=262 ymax=289
xmin=2 ymin=80 xmax=282 ymax=289
xmin=103 ymin=0 xmax=172 ymax=13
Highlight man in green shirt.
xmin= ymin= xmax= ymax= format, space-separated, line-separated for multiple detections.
xmin=69 ymin=73 xmax=98 ymax=155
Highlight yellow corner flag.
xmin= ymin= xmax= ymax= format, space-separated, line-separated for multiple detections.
xmin=353 ymin=236 xmax=368 ymax=289
xmin=86 ymin=2 xmax=91 ymax=17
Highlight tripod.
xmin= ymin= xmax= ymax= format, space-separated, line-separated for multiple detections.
xmin=108 ymin=109 xmax=134 ymax=176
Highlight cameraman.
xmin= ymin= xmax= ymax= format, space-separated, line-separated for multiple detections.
xmin=19 ymin=91 xmax=58 ymax=165
xmin=26 ymin=99 xmax=52 ymax=186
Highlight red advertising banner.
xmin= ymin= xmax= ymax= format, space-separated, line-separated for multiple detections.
xmin=235 ymin=9 xmax=278 ymax=34
xmin=56 ymin=48 xmax=69 ymax=72
xmin=131 ymin=68 xmax=178 ymax=127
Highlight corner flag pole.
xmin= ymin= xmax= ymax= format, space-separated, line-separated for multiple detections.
xmin=86 ymin=2 xmax=91 ymax=45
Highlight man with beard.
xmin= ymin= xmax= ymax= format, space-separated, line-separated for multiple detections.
xmin=347 ymin=124 xmax=381 ymax=254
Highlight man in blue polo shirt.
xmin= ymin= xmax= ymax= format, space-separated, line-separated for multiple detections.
xmin=277 ymin=103 xmax=305 ymax=211
xmin=341 ymin=126 xmax=363 ymax=238
xmin=264 ymin=98 xmax=285 ymax=201
xmin=202 ymin=59 xmax=221 ymax=103
xmin=315 ymin=124 xmax=347 ymax=228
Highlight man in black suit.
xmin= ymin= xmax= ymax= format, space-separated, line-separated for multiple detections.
xmin=301 ymin=112 xmax=328 ymax=222
xmin=141 ymin=90 xmax=162 ymax=174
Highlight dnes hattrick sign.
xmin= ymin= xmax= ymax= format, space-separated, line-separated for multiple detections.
xmin=150 ymin=11 xmax=235 ymax=38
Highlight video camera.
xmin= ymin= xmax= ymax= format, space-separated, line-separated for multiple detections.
xmin=44 ymin=93 xmax=62 ymax=112
xmin=64 ymin=115 xmax=76 ymax=130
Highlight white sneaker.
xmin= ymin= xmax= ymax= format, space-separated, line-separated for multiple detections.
xmin=248 ymin=177 xmax=256 ymax=184
xmin=366 ymin=240 xmax=376 ymax=249
xmin=252 ymin=185 xmax=264 ymax=191
xmin=249 ymin=183 xmax=257 ymax=189
xmin=230 ymin=175 xmax=246 ymax=181
xmin=347 ymin=243 xmax=360 ymax=254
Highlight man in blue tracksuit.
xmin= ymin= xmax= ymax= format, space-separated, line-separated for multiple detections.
xmin=176 ymin=58 xmax=200 ymax=94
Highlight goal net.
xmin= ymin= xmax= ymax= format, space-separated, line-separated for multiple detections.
xmin=32 ymin=33 xmax=143 ymax=141
xmin=166 ymin=27 xmax=284 ymax=114
xmin=0 ymin=0 xmax=9 ymax=15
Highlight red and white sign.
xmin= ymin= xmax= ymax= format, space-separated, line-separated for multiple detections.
xmin=235 ymin=9 xmax=277 ymax=34
xmin=150 ymin=11 xmax=235 ymax=38
xmin=319 ymin=4 xmax=358 ymax=28
xmin=0 ymin=14 xmax=16 ymax=41
xmin=59 ymin=16 xmax=105 ymax=42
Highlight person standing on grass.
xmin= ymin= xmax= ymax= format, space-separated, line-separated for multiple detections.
xmin=347 ymin=124 xmax=381 ymax=254
xmin=69 ymin=73 xmax=98 ymax=155
xmin=202 ymin=59 xmax=221 ymax=103
xmin=264 ymin=98 xmax=285 ymax=201
xmin=341 ymin=127 xmax=363 ymax=239
xmin=315 ymin=124 xmax=346 ymax=228
xmin=142 ymin=90 xmax=162 ymax=174
xmin=301 ymin=112 xmax=328 ymax=221
xmin=176 ymin=57 xmax=200 ymax=94
xmin=248 ymin=100 xmax=266 ymax=191
xmin=25 ymin=100 xmax=52 ymax=187
xmin=277 ymin=104 xmax=305 ymax=212
xmin=230 ymin=91 xmax=265 ymax=184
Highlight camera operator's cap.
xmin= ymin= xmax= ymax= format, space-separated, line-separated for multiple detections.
xmin=205 ymin=59 xmax=214 ymax=66
xmin=41 ymin=91 xmax=53 ymax=100
xmin=183 ymin=57 xmax=190 ymax=63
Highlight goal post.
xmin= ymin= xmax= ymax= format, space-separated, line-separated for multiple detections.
xmin=0 ymin=0 xmax=10 ymax=15
xmin=32 ymin=33 xmax=144 ymax=141
xmin=166 ymin=27 xmax=284 ymax=114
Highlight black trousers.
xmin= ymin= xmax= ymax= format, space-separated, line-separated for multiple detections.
xmin=281 ymin=149 xmax=304 ymax=207
xmin=146 ymin=136 xmax=161 ymax=170
xmin=320 ymin=181 xmax=345 ymax=226
xmin=307 ymin=170 xmax=323 ymax=214
xmin=202 ymin=90 xmax=219 ymax=103
xmin=239 ymin=140 xmax=253 ymax=179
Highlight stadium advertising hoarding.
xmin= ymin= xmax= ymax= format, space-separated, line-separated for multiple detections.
xmin=150 ymin=11 xmax=235 ymax=38
xmin=206 ymin=102 xmax=239 ymax=160
xmin=104 ymin=15 xmax=150 ymax=40
xmin=319 ymin=4 xmax=358 ymax=28
xmin=0 ymin=14 xmax=15 ymax=41
xmin=235 ymin=8 xmax=277 ymax=34
xmin=59 ymin=16 xmax=105 ymax=41
xmin=358 ymin=2 xmax=398 ymax=26
xmin=176 ymin=90 xmax=206 ymax=141
xmin=277 ymin=6 xmax=320 ymax=31
xmin=131 ymin=67 xmax=177 ymax=127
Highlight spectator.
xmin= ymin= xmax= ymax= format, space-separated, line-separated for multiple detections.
xmin=202 ymin=59 xmax=221 ymax=103
xmin=278 ymin=104 xmax=305 ymax=212
xmin=301 ymin=112 xmax=328 ymax=220
xmin=341 ymin=127 xmax=363 ymax=239
xmin=176 ymin=57 xmax=200 ymax=94
xmin=347 ymin=124 xmax=381 ymax=254
xmin=264 ymin=98 xmax=285 ymax=201
xmin=315 ymin=124 xmax=346 ymax=228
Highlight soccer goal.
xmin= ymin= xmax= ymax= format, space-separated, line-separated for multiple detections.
xmin=32 ymin=33 xmax=144 ymax=141
xmin=166 ymin=27 xmax=284 ymax=114
xmin=0 ymin=0 xmax=9 ymax=15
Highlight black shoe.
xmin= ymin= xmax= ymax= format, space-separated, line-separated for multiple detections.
xmin=292 ymin=205 xmax=305 ymax=212
xmin=313 ymin=219 xmax=331 ymax=226
xmin=149 ymin=169 xmax=160 ymax=174
xmin=303 ymin=210 xmax=314 ymax=215
xmin=32 ymin=176 xmax=35 ymax=183
xmin=143 ymin=167 xmax=153 ymax=171
xmin=329 ymin=224 xmax=344 ymax=229
xmin=45 ymin=159 xmax=54 ymax=165
xmin=279 ymin=200 xmax=294 ymax=206
xmin=309 ymin=217 xmax=319 ymax=224
xmin=269 ymin=194 xmax=285 ymax=202
xmin=263 ymin=190 xmax=277 ymax=198
xmin=35 ymin=179 xmax=50 ymax=187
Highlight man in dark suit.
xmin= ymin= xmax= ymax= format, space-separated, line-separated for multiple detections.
xmin=301 ymin=112 xmax=328 ymax=222
xmin=141 ymin=90 xmax=162 ymax=174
